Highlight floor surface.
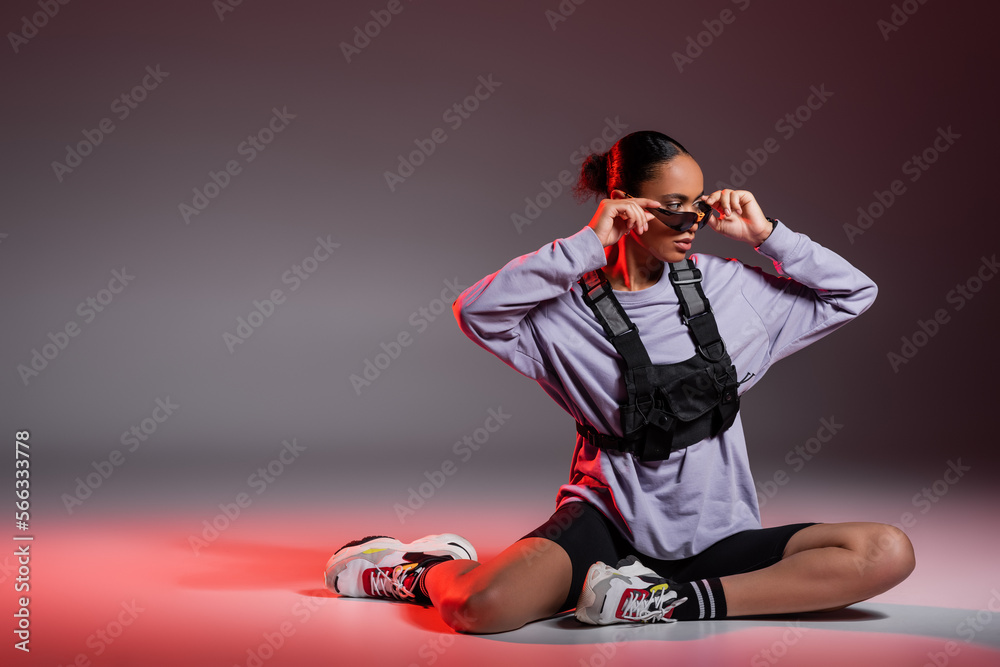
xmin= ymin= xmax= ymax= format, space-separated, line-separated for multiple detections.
xmin=9 ymin=480 xmax=1000 ymax=667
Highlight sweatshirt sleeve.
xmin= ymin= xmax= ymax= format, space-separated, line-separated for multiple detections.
xmin=453 ymin=226 xmax=608 ymax=380
xmin=737 ymin=221 xmax=878 ymax=380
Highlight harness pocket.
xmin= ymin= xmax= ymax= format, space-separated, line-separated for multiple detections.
xmin=648 ymin=362 xmax=724 ymax=422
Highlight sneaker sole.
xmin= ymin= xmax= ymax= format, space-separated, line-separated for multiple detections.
xmin=324 ymin=533 xmax=477 ymax=593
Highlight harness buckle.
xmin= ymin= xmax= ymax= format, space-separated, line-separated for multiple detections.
xmin=697 ymin=340 xmax=728 ymax=363
xmin=669 ymin=267 xmax=702 ymax=285
xmin=680 ymin=310 xmax=709 ymax=327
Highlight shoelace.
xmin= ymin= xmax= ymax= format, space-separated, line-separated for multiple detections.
xmin=620 ymin=587 xmax=688 ymax=623
xmin=368 ymin=564 xmax=418 ymax=601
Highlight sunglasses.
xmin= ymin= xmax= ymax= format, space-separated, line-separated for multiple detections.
xmin=623 ymin=191 xmax=717 ymax=232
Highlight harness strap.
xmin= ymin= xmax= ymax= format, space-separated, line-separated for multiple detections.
xmin=575 ymin=259 xmax=739 ymax=460
xmin=576 ymin=421 xmax=637 ymax=453
xmin=578 ymin=267 xmax=652 ymax=370
xmin=667 ymin=260 xmax=727 ymax=362
xmin=665 ymin=261 xmax=708 ymax=319
xmin=579 ymin=260 xmax=724 ymax=363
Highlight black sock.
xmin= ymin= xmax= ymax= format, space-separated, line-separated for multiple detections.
xmin=412 ymin=557 xmax=449 ymax=605
xmin=668 ymin=578 xmax=727 ymax=621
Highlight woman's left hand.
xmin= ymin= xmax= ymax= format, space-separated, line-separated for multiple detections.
xmin=699 ymin=189 xmax=773 ymax=247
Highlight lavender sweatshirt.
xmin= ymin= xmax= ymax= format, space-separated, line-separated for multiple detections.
xmin=453 ymin=222 xmax=877 ymax=559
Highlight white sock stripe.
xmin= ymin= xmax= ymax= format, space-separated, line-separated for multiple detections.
xmin=700 ymin=579 xmax=715 ymax=618
xmin=690 ymin=580 xmax=706 ymax=619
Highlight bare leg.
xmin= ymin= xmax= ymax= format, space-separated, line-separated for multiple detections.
xmin=721 ymin=522 xmax=915 ymax=616
xmin=422 ymin=537 xmax=573 ymax=634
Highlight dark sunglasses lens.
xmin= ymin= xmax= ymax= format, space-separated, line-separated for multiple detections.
xmin=651 ymin=209 xmax=693 ymax=231
xmin=674 ymin=215 xmax=696 ymax=232
xmin=651 ymin=201 xmax=715 ymax=231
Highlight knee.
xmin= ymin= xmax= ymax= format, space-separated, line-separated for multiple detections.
xmin=855 ymin=524 xmax=915 ymax=589
xmin=438 ymin=585 xmax=504 ymax=634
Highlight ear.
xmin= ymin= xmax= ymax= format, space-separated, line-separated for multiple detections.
xmin=609 ymin=189 xmax=627 ymax=200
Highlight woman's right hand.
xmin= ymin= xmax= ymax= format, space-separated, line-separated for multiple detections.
xmin=587 ymin=192 xmax=661 ymax=248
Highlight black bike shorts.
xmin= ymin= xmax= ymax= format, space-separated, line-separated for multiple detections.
xmin=521 ymin=500 xmax=818 ymax=613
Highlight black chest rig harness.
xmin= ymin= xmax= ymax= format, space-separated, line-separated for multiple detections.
xmin=575 ymin=260 xmax=750 ymax=462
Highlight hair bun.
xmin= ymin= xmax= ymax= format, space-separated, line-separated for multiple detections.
xmin=574 ymin=131 xmax=688 ymax=204
xmin=572 ymin=151 xmax=610 ymax=203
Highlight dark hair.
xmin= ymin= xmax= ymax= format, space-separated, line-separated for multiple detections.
xmin=573 ymin=131 xmax=690 ymax=203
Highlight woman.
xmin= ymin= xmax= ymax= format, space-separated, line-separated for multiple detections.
xmin=325 ymin=131 xmax=915 ymax=633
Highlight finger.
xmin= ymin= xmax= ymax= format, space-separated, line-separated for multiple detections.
xmin=631 ymin=197 xmax=662 ymax=209
xmin=738 ymin=190 xmax=757 ymax=217
xmin=727 ymin=190 xmax=741 ymax=217
xmin=631 ymin=202 xmax=645 ymax=232
xmin=720 ymin=189 xmax=732 ymax=217
xmin=711 ymin=189 xmax=729 ymax=217
xmin=624 ymin=203 xmax=638 ymax=233
xmin=731 ymin=190 xmax=744 ymax=216
xmin=721 ymin=189 xmax=735 ymax=217
xmin=704 ymin=192 xmax=724 ymax=217
xmin=635 ymin=204 xmax=650 ymax=234
xmin=618 ymin=200 xmax=636 ymax=222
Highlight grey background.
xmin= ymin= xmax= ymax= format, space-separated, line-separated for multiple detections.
xmin=1 ymin=0 xmax=997 ymax=521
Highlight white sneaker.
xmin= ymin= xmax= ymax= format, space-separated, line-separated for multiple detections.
xmin=575 ymin=555 xmax=688 ymax=625
xmin=324 ymin=533 xmax=477 ymax=602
